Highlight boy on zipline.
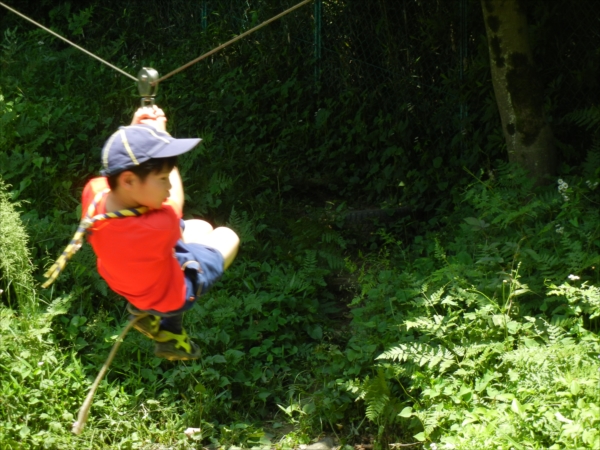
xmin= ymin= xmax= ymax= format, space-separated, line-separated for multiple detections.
xmin=43 ymin=106 xmax=239 ymax=361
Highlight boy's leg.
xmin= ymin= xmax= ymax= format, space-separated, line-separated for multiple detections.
xmin=127 ymin=303 xmax=161 ymax=339
xmin=129 ymin=306 xmax=200 ymax=360
xmin=159 ymin=313 xmax=183 ymax=334
xmin=154 ymin=313 xmax=201 ymax=360
xmin=184 ymin=225 xmax=240 ymax=270
xmin=182 ymin=219 xmax=213 ymax=241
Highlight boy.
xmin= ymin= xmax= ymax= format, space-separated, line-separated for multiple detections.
xmin=44 ymin=106 xmax=239 ymax=361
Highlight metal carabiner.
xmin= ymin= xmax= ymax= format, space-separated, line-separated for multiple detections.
xmin=137 ymin=67 xmax=159 ymax=106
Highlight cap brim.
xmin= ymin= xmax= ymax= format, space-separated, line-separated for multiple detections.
xmin=153 ymin=138 xmax=202 ymax=158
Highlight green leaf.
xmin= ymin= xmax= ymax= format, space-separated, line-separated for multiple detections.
xmin=506 ymin=321 xmax=521 ymax=334
xmin=555 ymin=412 xmax=573 ymax=424
xmin=464 ymin=217 xmax=489 ymax=230
xmin=19 ymin=425 xmax=30 ymax=439
xmin=218 ymin=330 xmax=230 ymax=344
xmin=208 ymin=355 xmax=227 ymax=364
xmin=399 ymin=406 xmax=413 ymax=418
xmin=511 ymin=399 xmax=525 ymax=416
xmin=307 ymin=324 xmax=322 ymax=340
xmin=570 ymin=380 xmax=581 ymax=396
xmin=413 ymin=432 xmax=426 ymax=441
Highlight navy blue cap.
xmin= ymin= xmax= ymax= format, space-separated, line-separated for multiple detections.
xmin=100 ymin=124 xmax=201 ymax=176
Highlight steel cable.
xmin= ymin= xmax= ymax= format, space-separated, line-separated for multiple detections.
xmin=0 ymin=0 xmax=313 ymax=85
xmin=155 ymin=0 xmax=313 ymax=83
xmin=0 ymin=1 xmax=138 ymax=81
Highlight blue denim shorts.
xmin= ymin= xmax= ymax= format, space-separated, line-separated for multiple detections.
xmin=175 ymin=239 xmax=224 ymax=300
xmin=139 ymin=236 xmax=224 ymax=317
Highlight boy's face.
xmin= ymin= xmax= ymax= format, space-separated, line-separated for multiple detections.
xmin=128 ymin=167 xmax=172 ymax=209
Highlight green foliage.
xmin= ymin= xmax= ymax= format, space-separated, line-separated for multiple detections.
xmin=0 ymin=177 xmax=35 ymax=312
xmin=1 ymin=1 xmax=600 ymax=448
xmin=564 ymin=105 xmax=600 ymax=131
xmin=546 ymin=281 xmax=600 ymax=322
xmin=345 ymin=164 xmax=600 ymax=448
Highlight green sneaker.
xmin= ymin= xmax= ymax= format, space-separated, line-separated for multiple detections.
xmin=127 ymin=304 xmax=160 ymax=339
xmin=154 ymin=329 xmax=201 ymax=361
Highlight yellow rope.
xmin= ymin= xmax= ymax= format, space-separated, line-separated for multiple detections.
xmin=42 ymin=190 xmax=147 ymax=288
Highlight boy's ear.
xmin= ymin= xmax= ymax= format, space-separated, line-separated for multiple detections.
xmin=116 ymin=170 xmax=139 ymax=190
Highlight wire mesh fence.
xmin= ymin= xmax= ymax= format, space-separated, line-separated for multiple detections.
xmin=3 ymin=0 xmax=598 ymax=157
xmin=188 ymin=0 xmax=600 ymax=152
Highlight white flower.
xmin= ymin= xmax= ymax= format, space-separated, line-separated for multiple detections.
xmin=568 ymin=274 xmax=580 ymax=281
xmin=184 ymin=427 xmax=201 ymax=437
xmin=586 ymin=180 xmax=599 ymax=190
xmin=555 ymin=224 xmax=564 ymax=234
xmin=38 ymin=361 xmax=44 ymax=366
xmin=557 ymin=179 xmax=569 ymax=201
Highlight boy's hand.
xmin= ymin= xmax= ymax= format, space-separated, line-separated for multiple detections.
xmin=131 ymin=105 xmax=167 ymax=132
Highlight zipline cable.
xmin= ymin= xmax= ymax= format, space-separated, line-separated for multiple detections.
xmin=155 ymin=0 xmax=313 ymax=83
xmin=0 ymin=1 xmax=138 ymax=82
xmin=0 ymin=0 xmax=313 ymax=88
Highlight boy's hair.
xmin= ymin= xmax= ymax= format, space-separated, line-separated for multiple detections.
xmin=106 ymin=156 xmax=177 ymax=190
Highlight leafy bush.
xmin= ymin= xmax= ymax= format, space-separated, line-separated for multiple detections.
xmin=345 ymin=164 xmax=600 ymax=448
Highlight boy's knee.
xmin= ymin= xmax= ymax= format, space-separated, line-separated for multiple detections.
xmin=183 ymin=219 xmax=214 ymax=242
xmin=211 ymin=227 xmax=239 ymax=270
xmin=214 ymin=227 xmax=240 ymax=247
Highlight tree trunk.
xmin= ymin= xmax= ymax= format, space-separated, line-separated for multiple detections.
xmin=481 ymin=0 xmax=555 ymax=182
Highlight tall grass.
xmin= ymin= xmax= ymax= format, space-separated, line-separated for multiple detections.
xmin=0 ymin=177 xmax=36 ymax=314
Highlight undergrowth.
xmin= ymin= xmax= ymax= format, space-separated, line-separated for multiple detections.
xmin=3 ymin=157 xmax=600 ymax=449
xmin=345 ymin=160 xmax=600 ymax=449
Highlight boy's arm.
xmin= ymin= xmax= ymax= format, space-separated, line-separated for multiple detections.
xmin=168 ymin=166 xmax=184 ymax=213
xmin=131 ymin=105 xmax=167 ymax=132
xmin=130 ymin=106 xmax=184 ymax=212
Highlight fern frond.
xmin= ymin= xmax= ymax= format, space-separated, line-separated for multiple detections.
xmin=301 ymin=250 xmax=317 ymax=273
xmin=582 ymin=150 xmax=600 ymax=178
xmin=565 ymin=105 xmax=600 ymax=131
xmin=434 ymin=238 xmax=447 ymax=261
xmin=377 ymin=342 xmax=457 ymax=374
xmin=227 ymin=207 xmax=257 ymax=244
xmin=363 ymin=369 xmax=391 ymax=421
xmin=208 ymin=170 xmax=233 ymax=194
xmin=318 ymin=249 xmax=345 ymax=270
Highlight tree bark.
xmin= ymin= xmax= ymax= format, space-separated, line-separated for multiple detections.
xmin=481 ymin=0 xmax=555 ymax=182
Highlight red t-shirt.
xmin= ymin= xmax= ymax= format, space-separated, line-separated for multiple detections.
xmin=81 ymin=177 xmax=186 ymax=312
